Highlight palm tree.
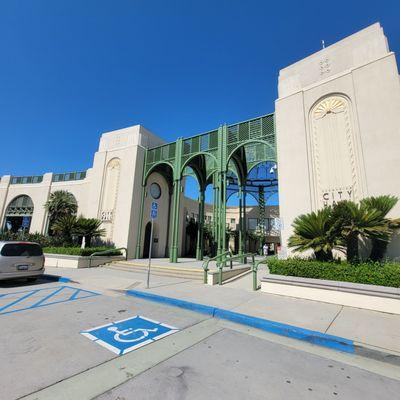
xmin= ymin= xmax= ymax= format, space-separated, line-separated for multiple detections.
xmin=44 ymin=190 xmax=78 ymax=234
xmin=51 ymin=215 xmax=77 ymax=245
xmin=74 ymin=217 xmax=105 ymax=248
xmin=288 ymin=206 xmax=339 ymax=261
xmin=331 ymin=200 xmax=391 ymax=263
xmin=360 ymin=195 xmax=399 ymax=260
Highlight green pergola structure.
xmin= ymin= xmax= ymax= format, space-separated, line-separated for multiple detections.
xmin=135 ymin=113 xmax=277 ymax=263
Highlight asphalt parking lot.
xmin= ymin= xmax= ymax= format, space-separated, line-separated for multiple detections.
xmin=1 ymin=273 xmax=400 ymax=400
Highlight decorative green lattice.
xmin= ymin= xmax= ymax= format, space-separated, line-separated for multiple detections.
xmin=136 ymin=113 xmax=276 ymax=262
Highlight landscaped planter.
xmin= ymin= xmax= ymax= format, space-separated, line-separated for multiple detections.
xmin=44 ymin=253 xmax=125 ymax=268
xmin=261 ymin=274 xmax=400 ymax=314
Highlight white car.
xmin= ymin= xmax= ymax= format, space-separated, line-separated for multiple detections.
xmin=0 ymin=241 xmax=45 ymax=281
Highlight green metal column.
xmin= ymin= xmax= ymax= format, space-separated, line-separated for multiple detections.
xmin=134 ymin=184 xmax=146 ymax=259
xmin=134 ymin=149 xmax=148 ymax=259
xmin=169 ymin=179 xmax=181 ymax=262
xmin=212 ymin=173 xmax=217 ymax=242
xmin=216 ymin=125 xmax=228 ymax=265
xmin=219 ymin=171 xmax=227 ymax=260
xmin=164 ymin=188 xmax=172 ymax=257
xmin=243 ymin=185 xmax=247 ymax=254
xmin=258 ymin=186 xmax=266 ymax=254
xmin=169 ymin=138 xmax=183 ymax=263
xmin=196 ymin=189 xmax=205 ymax=260
xmin=238 ymin=186 xmax=244 ymax=261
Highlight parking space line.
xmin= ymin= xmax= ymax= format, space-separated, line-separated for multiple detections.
xmin=0 ymin=285 xmax=100 ymax=316
xmin=0 ymin=289 xmax=40 ymax=313
xmin=28 ymin=286 xmax=66 ymax=309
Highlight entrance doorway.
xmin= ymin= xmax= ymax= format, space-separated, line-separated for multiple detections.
xmin=143 ymin=222 xmax=152 ymax=258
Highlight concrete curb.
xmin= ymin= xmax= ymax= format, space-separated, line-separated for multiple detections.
xmin=126 ymin=289 xmax=355 ymax=354
xmin=42 ymin=274 xmax=72 ymax=283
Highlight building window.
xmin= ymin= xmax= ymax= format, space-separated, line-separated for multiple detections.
xmin=3 ymin=195 xmax=34 ymax=233
xmin=248 ymin=218 xmax=258 ymax=230
xmin=230 ymin=218 xmax=235 ymax=224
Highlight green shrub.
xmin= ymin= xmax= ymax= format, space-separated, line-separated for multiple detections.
xmin=268 ymin=258 xmax=400 ymax=288
xmin=0 ymin=231 xmax=64 ymax=247
xmin=43 ymin=246 xmax=122 ymax=256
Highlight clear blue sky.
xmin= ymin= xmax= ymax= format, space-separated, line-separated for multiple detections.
xmin=1 ymin=0 xmax=399 ymax=178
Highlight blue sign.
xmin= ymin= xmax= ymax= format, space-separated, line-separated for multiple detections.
xmin=151 ymin=209 xmax=158 ymax=219
xmin=22 ymin=216 xmax=30 ymax=228
xmin=81 ymin=315 xmax=178 ymax=355
xmin=151 ymin=202 xmax=158 ymax=219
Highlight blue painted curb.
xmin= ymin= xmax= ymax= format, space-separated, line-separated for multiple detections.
xmin=42 ymin=274 xmax=72 ymax=283
xmin=127 ymin=289 xmax=216 ymax=316
xmin=126 ymin=289 xmax=354 ymax=354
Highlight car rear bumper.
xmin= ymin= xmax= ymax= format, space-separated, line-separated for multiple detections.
xmin=0 ymin=268 xmax=45 ymax=281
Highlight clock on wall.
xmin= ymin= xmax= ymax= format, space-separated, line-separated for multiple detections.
xmin=150 ymin=182 xmax=161 ymax=199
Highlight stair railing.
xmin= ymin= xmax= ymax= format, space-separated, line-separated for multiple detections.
xmin=89 ymin=247 xmax=128 ymax=268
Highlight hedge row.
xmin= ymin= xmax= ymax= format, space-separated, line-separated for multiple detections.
xmin=43 ymin=247 xmax=122 ymax=257
xmin=268 ymin=258 xmax=400 ymax=288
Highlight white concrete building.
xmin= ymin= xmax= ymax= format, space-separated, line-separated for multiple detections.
xmin=276 ymin=23 xmax=400 ymax=258
xmin=1 ymin=23 xmax=399 ymax=259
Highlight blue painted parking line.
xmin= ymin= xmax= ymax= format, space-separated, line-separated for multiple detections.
xmin=0 ymin=285 xmax=100 ymax=315
xmin=42 ymin=274 xmax=72 ymax=283
xmin=81 ymin=315 xmax=179 ymax=355
xmin=126 ymin=290 xmax=355 ymax=354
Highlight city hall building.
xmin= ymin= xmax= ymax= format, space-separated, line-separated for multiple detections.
xmin=1 ymin=23 xmax=399 ymax=260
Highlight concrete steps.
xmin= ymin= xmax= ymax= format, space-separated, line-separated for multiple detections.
xmin=105 ymin=260 xmax=204 ymax=280
xmin=105 ymin=260 xmax=252 ymax=284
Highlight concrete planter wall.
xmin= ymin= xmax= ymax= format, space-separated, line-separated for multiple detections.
xmin=207 ymin=266 xmax=250 ymax=285
xmin=261 ymin=275 xmax=400 ymax=315
xmin=44 ymin=253 xmax=125 ymax=269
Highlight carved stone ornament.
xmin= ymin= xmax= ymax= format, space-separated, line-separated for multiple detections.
xmin=313 ymin=97 xmax=345 ymax=119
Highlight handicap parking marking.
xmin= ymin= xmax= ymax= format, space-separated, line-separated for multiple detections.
xmin=81 ymin=315 xmax=179 ymax=355
xmin=0 ymin=285 xmax=100 ymax=315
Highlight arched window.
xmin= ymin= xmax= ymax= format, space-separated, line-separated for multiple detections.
xmin=3 ymin=195 xmax=34 ymax=233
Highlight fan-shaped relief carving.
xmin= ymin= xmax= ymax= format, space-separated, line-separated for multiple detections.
xmin=310 ymin=95 xmax=358 ymax=208
xmin=100 ymin=158 xmax=121 ymax=225
xmin=313 ymin=97 xmax=345 ymax=119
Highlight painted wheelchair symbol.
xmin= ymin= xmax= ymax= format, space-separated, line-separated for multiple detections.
xmin=107 ymin=326 xmax=158 ymax=343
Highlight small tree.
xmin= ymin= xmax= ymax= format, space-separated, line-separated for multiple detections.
xmin=51 ymin=215 xmax=77 ymax=245
xmin=360 ymin=195 xmax=399 ymax=261
xmin=44 ymin=190 xmax=77 ymax=234
xmin=74 ymin=217 xmax=106 ymax=248
xmin=330 ymin=201 xmax=391 ymax=263
xmin=288 ymin=207 xmax=339 ymax=261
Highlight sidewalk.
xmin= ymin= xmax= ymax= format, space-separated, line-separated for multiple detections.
xmin=46 ymin=265 xmax=400 ymax=357
xmin=129 ymin=276 xmax=400 ymax=357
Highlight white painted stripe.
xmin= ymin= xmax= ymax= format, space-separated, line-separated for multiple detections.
xmin=159 ymin=323 xmax=178 ymax=329
xmin=80 ymin=332 xmax=98 ymax=341
xmin=113 ymin=315 xmax=139 ymax=324
xmin=95 ymin=339 xmax=121 ymax=355
xmin=122 ymin=339 xmax=153 ymax=354
xmin=154 ymin=330 xmax=179 ymax=340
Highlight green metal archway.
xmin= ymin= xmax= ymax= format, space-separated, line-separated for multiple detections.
xmin=135 ymin=113 xmax=277 ymax=262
